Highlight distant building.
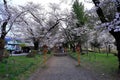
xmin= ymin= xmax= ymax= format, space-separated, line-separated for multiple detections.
xmin=5 ymin=37 xmax=22 ymax=53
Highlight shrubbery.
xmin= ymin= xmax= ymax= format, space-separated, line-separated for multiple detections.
xmin=3 ymin=49 xmax=9 ymax=58
xmin=26 ymin=50 xmax=37 ymax=58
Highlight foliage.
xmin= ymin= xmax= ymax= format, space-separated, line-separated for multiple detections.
xmin=0 ymin=54 xmax=52 ymax=80
xmin=0 ymin=39 xmax=5 ymax=49
xmin=100 ymin=0 xmax=116 ymax=21
xmin=3 ymin=50 xmax=9 ymax=58
xmin=72 ymin=0 xmax=87 ymax=26
xmin=92 ymin=0 xmax=120 ymax=32
xmin=90 ymin=38 xmax=101 ymax=48
xmin=47 ymin=50 xmax=51 ymax=54
xmin=71 ymin=0 xmax=90 ymax=50
xmin=19 ymin=43 xmax=26 ymax=47
xmin=26 ymin=50 xmax=37 ymax=58
xmin=69 ymin=51 xmax=119 ymax=79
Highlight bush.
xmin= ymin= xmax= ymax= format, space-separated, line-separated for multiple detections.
xmin=26 ymin=50 xmax=37 ymax=58
xmin=20 ymin=43 xmax=26 ymax=47
xmin=47 ymin=50 xmax=51 ymax=54
xmin=3 ymin=49 xmax=9 ymax=58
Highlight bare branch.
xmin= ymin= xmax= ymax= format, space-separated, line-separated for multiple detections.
xmin=6 ymin=11 xmax=27 ymax=34
xmin=3 ymin=0 xmax=11 ymax=20
xmin=28 ymin=10 xmax=43 ymax=26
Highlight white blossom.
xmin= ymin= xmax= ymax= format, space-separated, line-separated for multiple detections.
xmin=96 ymin=26 xmax=101 ymax=29
xmin=101 ymin=23 xmax=106 ymax=27
xmin=111 ymin=0 xmax=116 ymax=2
xmin=115 ymin=12 xmax=120 ymax=18
xmin=97 ymin=12 xmax=120 ymax=32
xmin=116 ymin=21 xmax=120 ymax=25
xmin=114 ymin=29 xmax=119 ymax=32
xmin=108 ymin=27 xmax=112 ymax=31
xmin=109 ymin=24 xmax=114 ymax=28
xmin=115 ymin=26 xmax=120 ymax=29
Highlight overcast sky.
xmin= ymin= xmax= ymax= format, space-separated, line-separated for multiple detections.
xmin=10 ymin=0 xmax=94 ymax=10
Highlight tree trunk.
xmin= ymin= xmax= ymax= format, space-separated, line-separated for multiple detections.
xmin=33 ymin=41 xmax=39 ymax=50
xmin=69 ymin=43 xmax=76 ymax=52
xmin=116 ymin=40 xmax=120 ymax=70
xmin=72 ymin=45 xmax=76 ymax=52
xmin=110 ymin=31 xmax=120 ymax=71
xmin=0 ymin=21 xmax=8 ymax=61
xmin=0 ymin=38 xmax=5 ymax=62
xmin=86 ymin=42 xmax=89 ymax=54
xmin=0 ymin=49 xmax=4 ymax=61
xmin=98 ymin=48 xmax=101 ymax=53
xmin=93 ymin=47 xmax=95 ymax=52
xmin=108 ymin=45 xmax=111 ymax=53
xmin=105 ymin=44 xmax=108 ymax=56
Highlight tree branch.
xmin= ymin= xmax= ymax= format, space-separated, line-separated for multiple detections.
xmin=6 ymin=11 xmax=27 ymax=34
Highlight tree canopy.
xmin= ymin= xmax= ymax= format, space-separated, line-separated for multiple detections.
xmin=72 ymin=0 xmax=87 ymax=26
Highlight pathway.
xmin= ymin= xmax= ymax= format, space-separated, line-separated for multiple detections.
xmin=28 ymin=56 xmax=109 ymax=80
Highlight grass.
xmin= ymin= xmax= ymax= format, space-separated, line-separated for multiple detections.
xmin=69 ymin=51 xmax=119 ymax=79
xmin=0 ymin=54 xmax=52 ymax=80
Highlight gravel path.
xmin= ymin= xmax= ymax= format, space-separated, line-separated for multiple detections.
xmin=28 ymin=56 xmax=107 ymax=80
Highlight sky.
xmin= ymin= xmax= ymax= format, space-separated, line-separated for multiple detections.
xmin=10 ymin=0 xmax=94 ymax=10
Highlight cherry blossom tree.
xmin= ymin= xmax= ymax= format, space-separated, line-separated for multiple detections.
xmin=17 ymin=2 xmax=64 ymax=50
xmin=92 ymin=0 xmax=120 ymax=72
xmin=71 ymin=0 xmax=88 ymax=52
xmin=0 ymin=0 xmax=26 ymax=61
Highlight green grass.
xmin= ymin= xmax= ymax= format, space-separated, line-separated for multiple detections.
xmin=0 ymin=54 xmax=52 ymax=80
xmin=69 ymin=51 xmax=119 ymax=78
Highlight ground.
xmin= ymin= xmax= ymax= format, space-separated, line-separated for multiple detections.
xmin=28 ymin=55 xmax=117 ymax=80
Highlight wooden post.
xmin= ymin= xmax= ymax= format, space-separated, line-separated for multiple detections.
xmin=64 ymin=47 xmax=67 ymax=53
xmin=43 ymin=45 xmax=48 ymax=65
xmin=76 ymin=46 xmax=80 ymax=66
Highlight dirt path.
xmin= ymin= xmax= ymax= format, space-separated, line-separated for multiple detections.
xmin=28 ymin=56 xmax=109 ymax=80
